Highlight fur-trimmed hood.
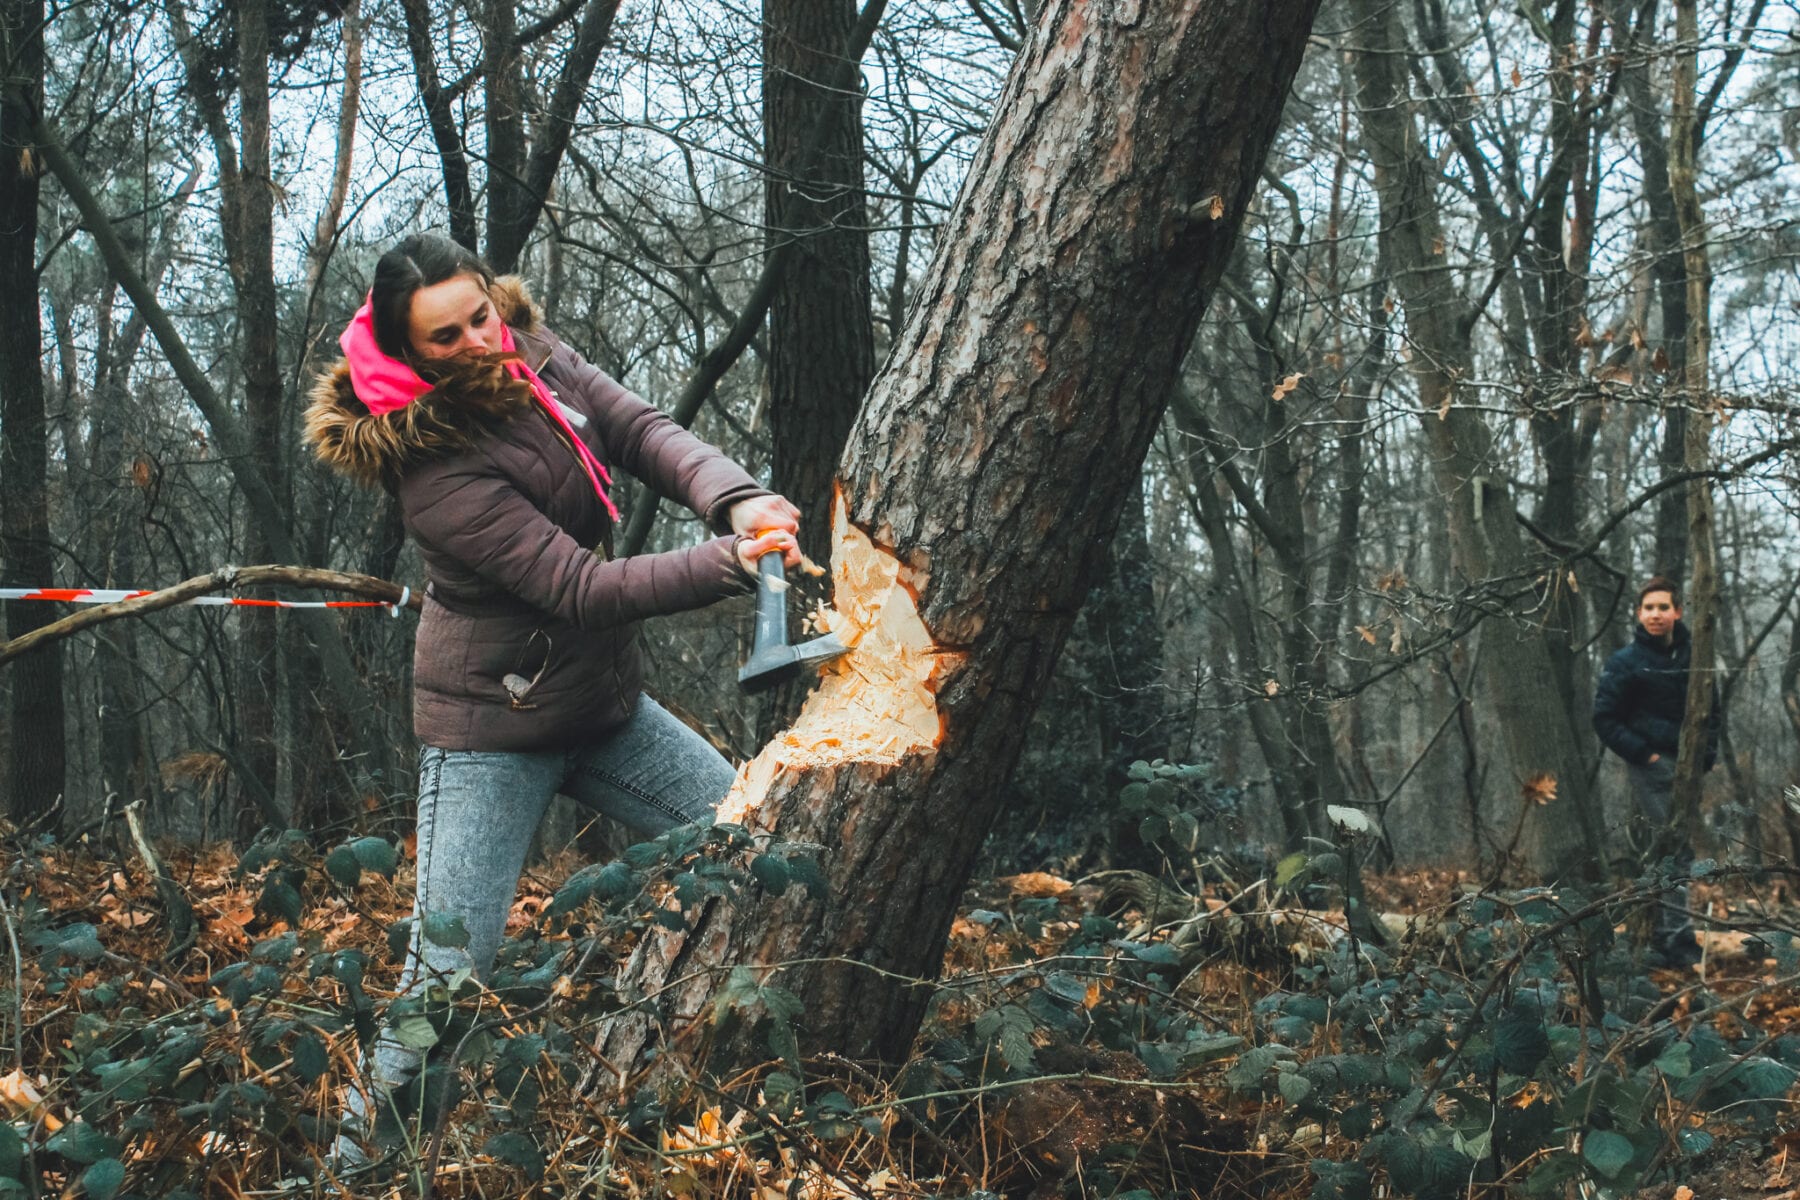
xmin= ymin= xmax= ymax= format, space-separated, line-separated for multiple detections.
xmin=305 ymin=275 xmax=551 ymax=489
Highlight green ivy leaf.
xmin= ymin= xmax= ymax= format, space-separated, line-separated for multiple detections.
xmin=750 ymin=854 xmax=791 ymax=895
xmin=1277 ymin=1070 xmax=1313 ymax=1105
xmin=385 ymin=917 xmax=414 ymax=962
xmin=483 ymin=1131 xmax=545 ymax=1180
xmin=349 ymin=837 xmax=398 ymax=878
xmin=1310 ymin=1159 xmax=1371 ymax=1200
xmin=1493 ymin=1010 xmax=1550 ymax=1073
xmin=420 ymin=911 xmax=470 ymax=949
xmin=1275 ymin=852 xmax=1310 ymax=888
xmin=1582 ymin=1129 xmax=1636 ymax=1180
xmin=1654 ymin=1040 xmax=1693 ymax=1079
xmin=292 ymin=1032 xmax=329 ymax=1084
xmin=259 ymin=880 xmax=302 ymax=928
xmin=46 ymin=1122 xmax=123 ymax=1166
xmin=323 ymin=845 xmax=362 ymax=889
xmin=593 ymin=861 xmax=637 ymax=900
xmin=1525 ymin=1150 xmax=1582 ymax=1197
xmin=79 ymin=1158 xmax=125 ymax=1200
xmin=785 ymin=855 xmax=828 ymax=899
xmin=390 ymin=1015 xmax=440 ymax=1052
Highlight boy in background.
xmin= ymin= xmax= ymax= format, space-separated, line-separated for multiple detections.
xmin=1592 ymin=576 xmax=1717 ymax=968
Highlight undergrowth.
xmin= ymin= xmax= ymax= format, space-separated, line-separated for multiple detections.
xmin=0 ymin=771 xmax=1796 ymax=1199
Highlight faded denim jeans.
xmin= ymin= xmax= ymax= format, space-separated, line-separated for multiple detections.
xmin=1626 ymin=756 xmax=1694 ymax=945
xmin=355 ymin=695 xmax=734 ymax=1114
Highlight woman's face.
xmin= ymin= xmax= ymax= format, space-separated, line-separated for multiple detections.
xmin=407 ymin=273 xmax=504 ymax=361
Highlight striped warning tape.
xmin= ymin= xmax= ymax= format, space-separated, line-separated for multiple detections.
xmin=0 ymin=585 xmax=412 ymax=614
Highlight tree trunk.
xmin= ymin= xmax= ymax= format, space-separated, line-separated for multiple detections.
xmin=487 ymin=0 xmax=620 ymax=272
xmin=1086 ymin=468 xmax=1166 ymax=780
xmin=764 ymin=0 xmax=876 ymax=568
xmin=594 ymin=0 xmax=1324 ymax=1081
xmin=401 ymin=0 xmax=478 ymax=251
xmin=1348 ymin=0 xmax=1603 ymax=881
xmin=1665 ymin=0 xmax=1716 ymax=843
xmin=228 ymin=0 xmax=285 ymax=825
xmin=0 ymin=0 xmax=65 ymax=821
xmin=1607 ymin=0 xmax=1692 ymax=580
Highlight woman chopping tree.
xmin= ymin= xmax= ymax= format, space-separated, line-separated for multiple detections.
xmin=305 ymin=232 xmax=800 ymax=1141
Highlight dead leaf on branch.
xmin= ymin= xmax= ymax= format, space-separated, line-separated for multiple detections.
xmin=1271 ymin=372 xmax=1304 ymax=402
xmin=1263 ymin=679 xmax=1281 ymax=697
xmin=1522 ymin=773 xmax=1558 ymax=805
xmin=1356 ymin=625 xmax=1378 ymax=645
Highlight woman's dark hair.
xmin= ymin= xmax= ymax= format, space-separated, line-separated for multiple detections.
xmin=369 ymin=233 xmax=496 ymax=359
xmin=1637 ymin=575 xmax=1681 ymax=607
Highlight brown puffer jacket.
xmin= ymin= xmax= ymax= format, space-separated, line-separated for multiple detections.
xmin=305 ymin=277 xmax=765 ymax=750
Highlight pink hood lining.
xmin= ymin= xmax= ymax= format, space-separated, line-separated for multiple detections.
xmin=339 ymin=295 xmax=619 ymax=522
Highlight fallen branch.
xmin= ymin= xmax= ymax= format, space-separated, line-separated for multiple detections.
xmin=0 ymin=565 xmax=420 ymax=666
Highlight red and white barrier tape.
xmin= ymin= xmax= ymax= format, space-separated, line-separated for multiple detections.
xmin=0 ymin=585 xmax=412 ymax=616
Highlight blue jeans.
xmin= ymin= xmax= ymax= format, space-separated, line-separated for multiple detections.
xmin=1626 ymin=756 xmax=1694 ymax=944
xmin=362 ymin=696 xmax=734 ymax=1099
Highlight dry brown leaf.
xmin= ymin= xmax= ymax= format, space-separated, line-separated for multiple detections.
xmin=1263 ymin=679 xmax=1281 ymax=697
xmin=1271 ymin=372 xmax=1305 ymax=402
xmin=1652 ymin=346 xmax=1671 ymax=371
xmin=1084 ymin=981 xmax=1102 ymax=1009
xmin=1510 ymin=64 xmax=1524 ymax=87
xmin=1000 ymin=871 xmax=1074 ymax=899
xmin=1673 ymin=1187 xmax=1694 ymax=1200
xmin=1523 ymin=772 xmax=1558 ymax=805
xmin=1356 ymin=625 xmax=1378 ymax=645
xmin=1574 ymin=318 xmax=1595 ymax=348
xmin=1631 ymin=327 xmax=1647 ymax=350
xmin=1376 ymin=567 xmax=1409 ymax=592
xmin=1437 ymin=389 xmax=1452 ymax=420
xmin=1210 ymin=193 xmax=1225 ymax=220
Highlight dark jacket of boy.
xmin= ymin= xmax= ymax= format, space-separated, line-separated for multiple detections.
xmin=1592 ymin=619 xmax=1719 ymax=768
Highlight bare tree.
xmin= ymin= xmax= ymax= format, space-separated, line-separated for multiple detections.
xmin=596 ymin=0 xmax=1326 ymax=1077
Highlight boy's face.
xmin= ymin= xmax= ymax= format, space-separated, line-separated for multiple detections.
xmin=1637 ymin=590 xmax=1681 ymax=639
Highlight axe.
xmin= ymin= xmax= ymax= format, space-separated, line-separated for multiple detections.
xmin=738 ymin=548 xmax=849 ymax=693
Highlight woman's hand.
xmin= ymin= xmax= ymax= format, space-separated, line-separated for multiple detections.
xmin=728 ymin=495 xmax=800 ymax=539
xmin=736 ymin=528 xmax=801 ymax=574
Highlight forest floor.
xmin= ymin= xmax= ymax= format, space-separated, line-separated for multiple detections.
xmin=0 ymin=832 xmax=1796 ymax=1199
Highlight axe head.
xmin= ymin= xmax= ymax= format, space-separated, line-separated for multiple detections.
xmin=737 ymin=631 xmax=850 ymax=694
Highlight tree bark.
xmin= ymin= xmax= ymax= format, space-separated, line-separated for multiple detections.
xmin=0 ymin=0 xmax=66 ymax=821
xmin=594 ymin=0 xmax=1324 ymax=1081
xmin=764 ymin=0 xmax=876 ymax=567
xmin=1347 ymin=0 xmax=1604 ymax=881
xmin=1665 ymin=0 xmax=1716 ymax=844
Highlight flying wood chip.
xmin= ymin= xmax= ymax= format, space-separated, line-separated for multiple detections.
xmin=1523 ymin=772 xmax=1558 ymax=805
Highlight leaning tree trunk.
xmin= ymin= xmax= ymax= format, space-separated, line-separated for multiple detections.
xmin=595 ymin=0 xmax=1324 ymax=1081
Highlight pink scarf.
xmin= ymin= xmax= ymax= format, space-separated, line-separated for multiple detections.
xmin=340 ymin=296 xmax=620 ymax=521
